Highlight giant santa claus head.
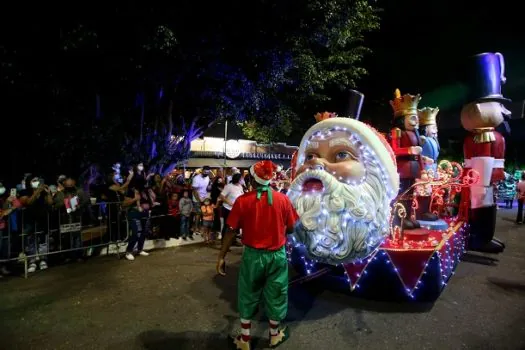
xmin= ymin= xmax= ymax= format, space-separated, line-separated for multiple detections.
xmin=288 ymin=102 xmax=399 ymax=265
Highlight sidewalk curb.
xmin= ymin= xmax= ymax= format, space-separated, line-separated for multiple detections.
xmin=94 ymin=235 xmax=206 ymax=256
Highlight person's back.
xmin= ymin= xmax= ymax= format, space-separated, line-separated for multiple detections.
xmin=232 ymin=190 xmax=295 ymax=251
xmin=517 ymin=178 xmax=525 ymax=198
xmin=216 ymin=160 xmax=298 ymax=350
xmin=515 ymin=173 xmax=525 ymax=223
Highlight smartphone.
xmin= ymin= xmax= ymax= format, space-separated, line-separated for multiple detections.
xmin=10 ymin=188 xmax=16 ymax=197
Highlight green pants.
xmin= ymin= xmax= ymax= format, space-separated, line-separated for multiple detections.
xmin=238 ymin=245 xmax=288 ymax=321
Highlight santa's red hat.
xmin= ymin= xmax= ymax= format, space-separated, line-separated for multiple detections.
xmin=250 ymin=160 xmax=277 ymax=186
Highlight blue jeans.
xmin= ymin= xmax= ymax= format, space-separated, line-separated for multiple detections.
xmin=126 ymin=211 xmax=150 ymax=253
xmin=23 ymin=222 xmax=48 ymax=264
xmin=180 ymin=216 xmax=190 ymax=238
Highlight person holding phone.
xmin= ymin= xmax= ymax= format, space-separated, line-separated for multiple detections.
xmin=0 ymin=183 xmax=17 ymax=276
xmin=18 ymin=176 xmax=53 ymax=273
xmin=122 ymin=184 xmax=153 ymax=261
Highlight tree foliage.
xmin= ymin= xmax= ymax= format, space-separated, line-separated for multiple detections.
xmin=2 ymin=1 xmax=380 ymax=180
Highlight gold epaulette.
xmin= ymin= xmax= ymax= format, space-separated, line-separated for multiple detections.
xmin=392 ymin=127 xmax=402 ymax=138
xmin=420 ymin=135 xmax=427 ymax=145
xmin=472 ymin=128 xmax=495 ymax=143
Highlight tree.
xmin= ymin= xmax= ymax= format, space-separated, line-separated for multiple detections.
xmin=240 ymin=0 xmax=380 ymax=141
xmin=2 ymin=1 xmax=380 ymax=181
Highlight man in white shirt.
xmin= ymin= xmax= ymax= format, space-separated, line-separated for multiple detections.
xmin=226 ymin=167 xmax=240 ymax=184
xmin=192 ymin=166 xmax=212 ymax=233
xmin=219 ymin=173 xmax=245 ymax=245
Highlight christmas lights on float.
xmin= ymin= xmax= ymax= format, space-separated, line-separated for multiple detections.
xmin=287 ymin=133 xmax=479 ymax=300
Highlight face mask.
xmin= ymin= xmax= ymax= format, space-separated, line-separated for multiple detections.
xmin=137 ymin=165 xmax=144 ymax=172
xmin=31 ymin=181 xmax=40 ymax=189
xmin=64 ymin=186 xmax=75 ymax=192
xmin=0 ymin=187 xmax=5 ymax=196
xmin=202 ymin=172 xmax=209 ymax=177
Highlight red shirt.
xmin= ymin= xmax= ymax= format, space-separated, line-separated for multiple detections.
xmin=226 ymin=190 xmax=299 ymax=251
xmin=168 ymin=199 xmax=180 ymax=216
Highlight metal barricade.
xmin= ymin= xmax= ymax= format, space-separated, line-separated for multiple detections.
xmin=0 ymin=202 xmax=131 ymax=278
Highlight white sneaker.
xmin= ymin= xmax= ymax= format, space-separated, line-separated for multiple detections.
xmin=139 ymin=251 xmax=150 ymax=257
xmin=125 ymin=253 xmax=135 ymax=261
xmin=28 ymin=263 xmax=37 ymax=273
xmin=39 ymin=261 xmax=48 ymax=270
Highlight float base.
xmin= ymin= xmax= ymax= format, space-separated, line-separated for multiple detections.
xmin=288 ymin=219 xmax=467 ymax=302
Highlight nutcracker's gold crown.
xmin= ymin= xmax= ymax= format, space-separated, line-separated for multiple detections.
xmin=314 ymin=111 xmax=337 ymax=123
xmin=389 ymin=88 xmax=421 ymax=118
xmin=418 ymin=107 xmax=439 ymax=126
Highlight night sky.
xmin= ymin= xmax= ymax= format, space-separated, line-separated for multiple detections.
xmin=357 ymin=0 xmax=524 ymax=129
xmin=1 ymin=1 xmax=524 ymax=180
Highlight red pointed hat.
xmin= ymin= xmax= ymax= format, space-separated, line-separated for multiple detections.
xmin=250 ymin=160 xmax=277 ymax=186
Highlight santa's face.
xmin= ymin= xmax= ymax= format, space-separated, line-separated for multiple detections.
xmin=404 ymin=114 xmax=419 ymax=131
xmin=296 ymin=131 xmax=365 ymax=186
xmin=425 ymin=124 xmax=438 ymax=138
xmin=288 ymin=128 xmax=391 ymax=265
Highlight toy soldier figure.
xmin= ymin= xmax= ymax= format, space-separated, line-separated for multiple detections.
xmin=461 ymin=52 xmax=511 ymax=253
xmin=389 ymin=89 xmax=434 ymax=230
xmin=415 ymin=107 xmax=440 ymax=221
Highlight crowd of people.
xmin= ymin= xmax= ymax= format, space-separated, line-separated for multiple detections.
xmin=0 ymin=162 xmax=291 ymax=278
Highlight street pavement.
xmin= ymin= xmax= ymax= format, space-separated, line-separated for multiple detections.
xmin=1 ymin=209 xmax=525 ymax=350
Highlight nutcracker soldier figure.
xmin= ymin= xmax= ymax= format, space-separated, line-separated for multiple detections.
xmin=389 ymin=89 xmax=434 ymax=230
xmin=461 ymin=52 xmax=511 ymax=253
xmin=415 ymin=107 xmax=440 ymax=222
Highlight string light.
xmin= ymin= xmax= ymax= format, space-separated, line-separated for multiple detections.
xmin=289 ymin=117 xmax=476 ymax=300
xmin=288 ymin=221 xmax=467 ymax=300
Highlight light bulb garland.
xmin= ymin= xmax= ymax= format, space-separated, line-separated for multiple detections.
xmin=287 ymin=157 xmax=473 ymax=301
xmin=289 ymin=118 xmax=475 ymax=301
xmin=288 ymin=220 xmax=467 ymax=300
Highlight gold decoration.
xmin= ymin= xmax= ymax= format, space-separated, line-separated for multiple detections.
xmin=314 ymin=111 xmax=337 ymax=123
xmin=418 ymin=107 xmax=440 ymax=126
xmin=472 ymin=127 xmax=496 ymax=143
xmin=389 ymin=88 xmax=422 ymax=118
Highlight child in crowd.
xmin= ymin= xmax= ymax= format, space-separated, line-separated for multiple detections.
xmin=179 ymin=190 xmax=193 ymax=240
xmin=168 ymin=192 xmax=180 ymax=238
xmin=200 ymin=198 xmax=215 ymax=244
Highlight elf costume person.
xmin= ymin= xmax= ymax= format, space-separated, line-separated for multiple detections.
xmin=217 ymin=160 xmax=299 ymax=350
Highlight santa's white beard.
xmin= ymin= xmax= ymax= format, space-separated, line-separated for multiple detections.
xmin=288 ymin=169 xmax=391 ymax=265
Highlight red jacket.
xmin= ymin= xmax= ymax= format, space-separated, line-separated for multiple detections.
xmin=390 ymin=128 xmax=423 ymax=179
xmin=463 ymin=130 xmax=505 ymax=184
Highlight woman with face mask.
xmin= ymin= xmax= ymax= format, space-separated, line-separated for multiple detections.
xmin=122 ymin=184 xmax=154 ymax=261
xmin=0 ymin=183 xmax=14 ymax=277
xmin=18 ymin=176 xmax=53 ymax=273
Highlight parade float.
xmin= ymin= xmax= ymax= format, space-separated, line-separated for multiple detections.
xmin=285 ymin=52 xmax=510 ymax=301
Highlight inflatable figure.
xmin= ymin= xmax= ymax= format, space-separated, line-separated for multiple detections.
xmin=287 ymin=90 xmax=399 ymax=265
xmin=461 ymin=52 xmax=511 ymax=253
xmin=389 ymin=89 xmax=434 ymax=230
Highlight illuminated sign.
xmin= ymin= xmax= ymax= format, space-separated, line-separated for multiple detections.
xmin=190 ymin=151 xmax=292 ymax=160
xmin=225 ymin=140 xmax=241 ymax=159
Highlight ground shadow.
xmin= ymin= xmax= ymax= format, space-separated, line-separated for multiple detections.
xmin=0 ymin=255 xmax=122 ymax=316
xmin=207 ymin=260 xmax=433 ymax=325
xmin=500 ymin=217 xmax=517 ymax=223
xmin=461 ymin=252 xmax=499 ymax=266
xmin=487 ymin=277 xmax=525 ymax=294
xmin=138 ymin=329 xmax=265 ymax=350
